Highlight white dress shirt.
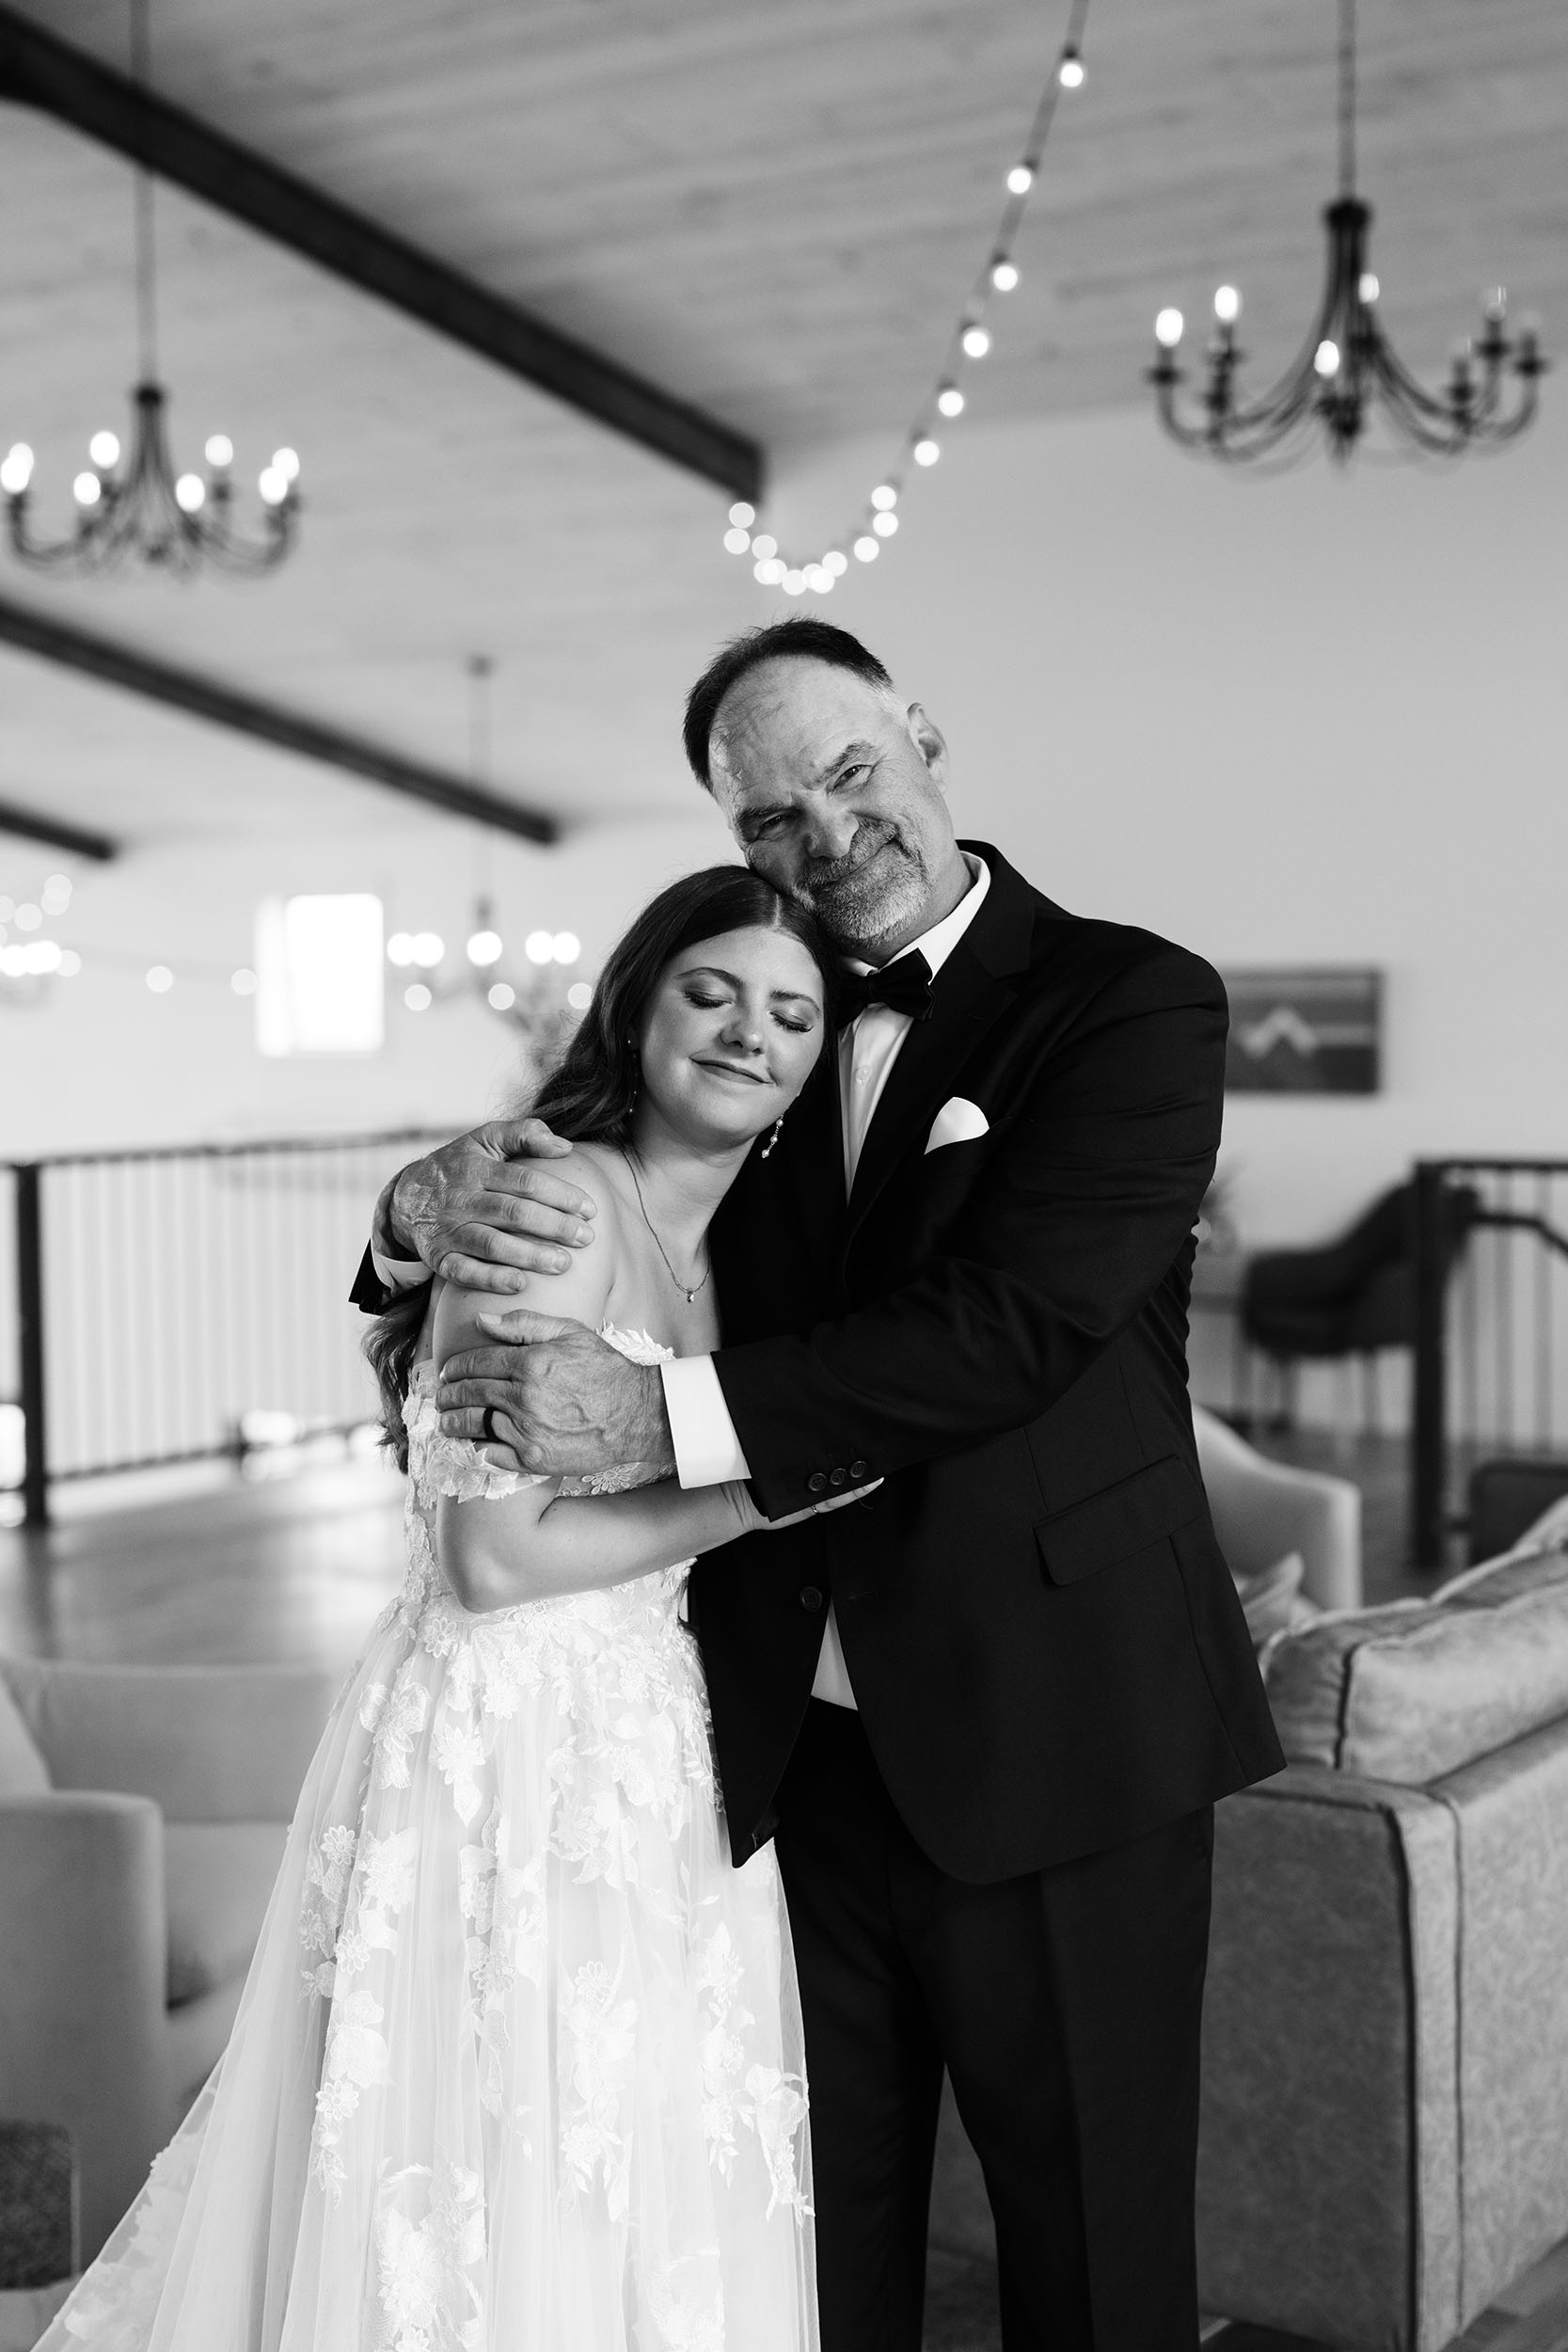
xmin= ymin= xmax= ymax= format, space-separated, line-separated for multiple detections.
xmin=664 ymin=855 xmax=991 ymax=1708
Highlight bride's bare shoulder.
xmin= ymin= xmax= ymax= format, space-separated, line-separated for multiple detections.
xmin=433 ymin=1140 xmax=629 ymax=1361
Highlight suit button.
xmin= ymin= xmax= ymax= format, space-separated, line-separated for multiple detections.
xmin=806 ymin=1471 xmax=829 ymax=1495
xmin=800 ymin=1586 xmax=824 ymax=1613
xmin=849 ymin=1459 xmax=868 ymax=1478
xmin=829 ymin=1467 xmax=847 ymax=1487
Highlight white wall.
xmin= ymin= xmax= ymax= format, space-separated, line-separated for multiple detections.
xmin=7 ymin=384 xmax=1567 ymax=1252
xmin=2 ymin=809 xmax=730 ymax=1160
xmin=764 ymin=390 xmax=1568 ymax=1251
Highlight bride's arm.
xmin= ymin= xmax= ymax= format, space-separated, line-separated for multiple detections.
xmin=432 ymin=1262 xmax=757 ymax=1613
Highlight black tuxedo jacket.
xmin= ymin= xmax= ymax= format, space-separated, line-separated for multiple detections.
xmin=688 ymin=842 xmax=1283 ymax=1880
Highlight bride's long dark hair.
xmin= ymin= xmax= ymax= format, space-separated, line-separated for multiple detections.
xmin=365 ymin=866 xmax=838 ymax=1465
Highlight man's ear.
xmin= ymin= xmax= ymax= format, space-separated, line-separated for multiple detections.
xmin=906 ymin=702 xmax=949 ymax=786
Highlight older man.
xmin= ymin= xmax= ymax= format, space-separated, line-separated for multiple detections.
xmin=355 ymin=618 xmax=1283 ymax=2351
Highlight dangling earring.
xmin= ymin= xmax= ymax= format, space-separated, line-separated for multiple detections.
xmin=760 ymin=1116 xmax=784 ymax=1159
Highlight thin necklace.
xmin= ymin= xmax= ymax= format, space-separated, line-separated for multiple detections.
xmin=620 ymin=1147 xmax=712 ymax=1304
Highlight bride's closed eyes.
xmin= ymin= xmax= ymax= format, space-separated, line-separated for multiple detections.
xmin=683 ymin=986 xmax=815 ymax=1036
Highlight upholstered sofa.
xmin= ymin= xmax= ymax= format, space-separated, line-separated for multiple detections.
xmin=0 ymin=1660 xmax=333 ymax=2265
xmin=1196 ymin=1515 xmax=1568 ymax=2348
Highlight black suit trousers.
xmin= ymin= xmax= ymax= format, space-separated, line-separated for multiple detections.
xmin=773 ymin=1704 xmax=1212 ymax=2352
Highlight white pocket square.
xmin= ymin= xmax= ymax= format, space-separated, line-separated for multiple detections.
xmin=925 ymin=1096 xmax=990 ymax=1154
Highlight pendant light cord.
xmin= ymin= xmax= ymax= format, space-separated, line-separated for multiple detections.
xmin=1338 ymin=0 xmax=1357 ymax=199
xmin=131 ymin=0 xmax=159 ymax=380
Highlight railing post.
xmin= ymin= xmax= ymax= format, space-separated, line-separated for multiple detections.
xmin=1410 ymin=1159 xmax=1448 ymax=1572
xmin=15 ymin=1162 xmax=49 ymax=1530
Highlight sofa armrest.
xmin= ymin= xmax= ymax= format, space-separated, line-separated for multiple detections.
xmin=0 ymin=1794 xmax=169 ymax=2264
xmin=1198 ymin=1769 xmax=1462 ymax=2350
xmin=1194 ymin=1408 xmax=1363 ymax=1611
xmin=1 ymin=1662 xmax=336 ymax=1823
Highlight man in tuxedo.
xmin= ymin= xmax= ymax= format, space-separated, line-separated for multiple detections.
xmin=355 ymin=617 xmax=1283 ymax=2350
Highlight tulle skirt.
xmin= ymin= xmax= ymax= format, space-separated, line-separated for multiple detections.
xmin=40 ymin=1565 xmax=816 ymax=2352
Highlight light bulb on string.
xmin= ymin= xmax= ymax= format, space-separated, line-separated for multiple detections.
xmin=89 ymin=431 xmax=120 ymax=469
xmin=730 ymin=5 xmax=1090 ymax=589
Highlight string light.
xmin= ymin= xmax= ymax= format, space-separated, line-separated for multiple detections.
xmin=720 ymin=0 xmax=1090 ymax=593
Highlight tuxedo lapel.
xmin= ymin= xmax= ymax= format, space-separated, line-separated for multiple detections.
xmin=844 ymin=843 xmax=1038 ymax=1246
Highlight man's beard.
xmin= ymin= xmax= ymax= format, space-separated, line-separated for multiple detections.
xmin=796 ymin=820 xmax=930 ymax=957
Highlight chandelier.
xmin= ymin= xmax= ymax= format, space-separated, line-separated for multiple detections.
xmin=1 ymin=0 xmax=300 ymax=576
xmin=385 ymin=660 xmax=590 ymax=1056
xmin=1148 ymin=0 xmax=1545 ymax=465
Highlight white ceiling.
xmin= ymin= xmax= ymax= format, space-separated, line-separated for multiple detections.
xmin=2 ymin=0 xmax=1563 ymax=847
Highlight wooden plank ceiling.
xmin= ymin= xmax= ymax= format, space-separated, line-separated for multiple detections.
xmin=1 ymin=0 xmax=1563 ymax=845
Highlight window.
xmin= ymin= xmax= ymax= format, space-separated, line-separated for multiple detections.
xmin=255 ymin=894 xmax=384 ymax=1056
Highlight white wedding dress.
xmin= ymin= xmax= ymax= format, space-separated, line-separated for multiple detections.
xmin=40 ymin=1329 xmax=816 ymax=2352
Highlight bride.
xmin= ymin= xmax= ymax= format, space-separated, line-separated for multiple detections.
xmin=43 ymin=866 xmax=845 ymax=2352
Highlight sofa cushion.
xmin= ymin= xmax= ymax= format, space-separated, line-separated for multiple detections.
xmin=0 ymin=1674 xmax=49 ymax=1799
xmin=1263 ymin=1544 xmax=1568 ymax=1784
xmin=163 ymin=1821 xmax=285 ymax=2008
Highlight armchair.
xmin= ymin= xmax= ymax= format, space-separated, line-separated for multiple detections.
xmin=1192 ymin=1404 xmax=1363 ymax=1613
xmin=0 ymin=1660 xmax=333 ymax=2264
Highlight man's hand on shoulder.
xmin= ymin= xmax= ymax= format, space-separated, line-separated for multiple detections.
xmin=388 ymin=1119 xmax=600 ymax=1295
xmin=436 ymin=1309 xmax=675 ymax=1477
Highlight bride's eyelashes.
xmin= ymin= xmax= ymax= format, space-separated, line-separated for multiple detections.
xmin=682 ymin=986 xmax=814 ymax=1037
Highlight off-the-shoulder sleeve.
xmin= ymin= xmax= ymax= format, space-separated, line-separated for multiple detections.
xmin=404 ymin=1382 xmax=550 ymax=1502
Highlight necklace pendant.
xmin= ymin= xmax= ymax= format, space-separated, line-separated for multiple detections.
xmin=686 ymin=1286 xmax=696 ymax=1303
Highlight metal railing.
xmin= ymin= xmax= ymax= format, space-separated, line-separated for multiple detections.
xmin=1412 ymin=1159 xmax=1568 ymax=1570
xmin=3 ymin=1131 xmax=447 ymax=1526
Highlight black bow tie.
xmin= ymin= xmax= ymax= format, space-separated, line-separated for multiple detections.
xmin=840 ymin=949 xmax=933 ymax=1027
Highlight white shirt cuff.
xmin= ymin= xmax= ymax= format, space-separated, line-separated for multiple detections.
xmin=371 ymin=1239 xmax=432 ymax=1294
xmin=660 ymin=1354 xmax=752 ymax=1487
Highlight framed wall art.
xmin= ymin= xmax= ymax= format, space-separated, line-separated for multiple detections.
xmin=1222 ymin=967 xmax=1382 ymax=1094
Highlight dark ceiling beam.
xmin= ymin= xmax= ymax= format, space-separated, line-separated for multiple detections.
xmin=0 ymin=593 xmax=559 ymax=844
xmin=0 ymin=792 xmax=117 ymax=861
xmin=0 ymin=4 xmax=763 ymax=502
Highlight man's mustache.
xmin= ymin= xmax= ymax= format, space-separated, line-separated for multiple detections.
xmin=802 ymin=821 xmax=902 ymax=895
